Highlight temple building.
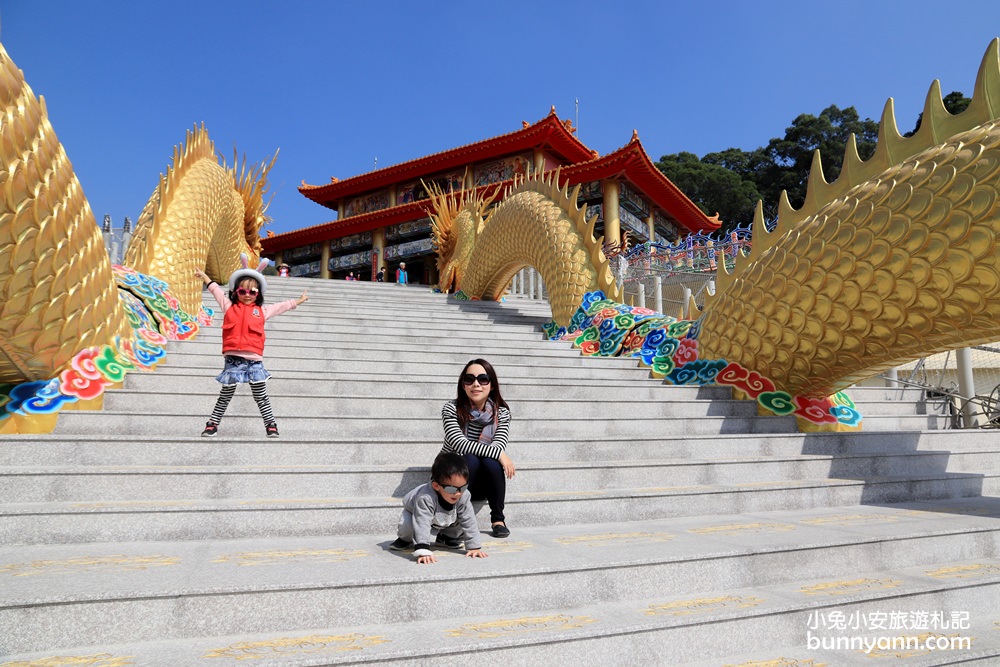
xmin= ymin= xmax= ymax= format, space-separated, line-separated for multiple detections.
xmin=262 ymin=108 xmax=719 ymax=282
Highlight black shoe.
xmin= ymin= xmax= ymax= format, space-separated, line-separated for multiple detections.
xmin=435 ymin=534 xmax=463 ymax=549
xmin=389 ymin=538 xmax=413 ymax=551
xmin=201 ymin=422 xmax=218 ymax=437
xmin=492 ymin=523 xmax=510 ymax=538
xmin=265 ymin=422 xmax=279 ymax=438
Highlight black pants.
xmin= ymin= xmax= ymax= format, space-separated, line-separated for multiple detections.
xmin=463 ymin=454 xmax=505 ymax=524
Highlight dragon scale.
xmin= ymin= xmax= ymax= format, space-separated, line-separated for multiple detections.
xmin=0 ymin=44 xmax=129 ymax=384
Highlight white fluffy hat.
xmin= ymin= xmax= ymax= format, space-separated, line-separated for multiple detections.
xmin=228 ymin=254 xmax=271 ymax=296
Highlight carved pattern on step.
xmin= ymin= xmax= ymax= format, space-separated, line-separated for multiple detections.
xmin=643 ymin=595 xmax=765 ymax=617
xmin=445 ymin=614 xmax=597 ymax=638
xmin=800 ymin=514 xmax=900 ymax=526
xmin=554 ymin=531 xmax=674 ymax=546
xmin=0 ymin=555 xmax=180 ymax=577
xmin=0 ymin=655 xmax=135 ymax=667
xmin=689 ymin=522 xmax=797 ymax=535
xmin=211 ymin=548 xmax=368 ymax=567
xmin=203 ymin=634 xmax=389 ymax=660
xmin=799 ymin=578 xmax=903 ymax=596
xmin=925 ymin=563 xmax=1000 ymax=579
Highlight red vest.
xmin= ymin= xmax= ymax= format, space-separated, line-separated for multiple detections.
xmin=222 ymin=302 xmax=266 ymax=355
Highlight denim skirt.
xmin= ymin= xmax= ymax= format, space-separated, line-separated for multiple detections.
xmin=216 ymin=355 xmax=272 ymax=384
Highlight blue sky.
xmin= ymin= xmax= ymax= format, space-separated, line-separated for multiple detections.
xmin=3 ymin=1 xmax=1000 ymax=236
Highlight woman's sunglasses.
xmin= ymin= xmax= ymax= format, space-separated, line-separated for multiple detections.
xmin=236 ymin=288 xmax=260 ymax=296
xmin=461 ymin=373 xmax=491 ymax=386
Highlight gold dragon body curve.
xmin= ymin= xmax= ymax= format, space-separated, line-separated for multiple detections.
xmin=436 ymin=39 xmax=1000 ymax=407
xmin=430 ymin=169 xmax=621 ymax=325
xmin=0 ymin=42 xmax=274 ymax=387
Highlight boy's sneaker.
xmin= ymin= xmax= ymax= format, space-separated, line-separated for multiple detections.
xmin=265 ymin=422 xmax=279 ymax=438
xmin=435 ymin=534 xmax=464 ymax=549
xmin=201 ymin=422 xmax=218 ymax=437
xmin=389 ymin=538 xmax=413 ymax=551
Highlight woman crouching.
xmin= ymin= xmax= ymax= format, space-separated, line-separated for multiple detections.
xmin=440 ymin=359 xmax=515 ymax=538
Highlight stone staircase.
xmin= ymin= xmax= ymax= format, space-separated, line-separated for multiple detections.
xmin=2 ymin=278 xmax=1000 ymax=665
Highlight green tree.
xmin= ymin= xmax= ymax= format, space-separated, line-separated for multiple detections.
xmin=655 ymin=151 xmax=761 ymax=230
xmin=655 ymin=98 xmax=959 ymax=229
xmin=904 ymin=90 xmax=971 ymax=136
xmin=758 ymin=105 xmax=879 ymax=208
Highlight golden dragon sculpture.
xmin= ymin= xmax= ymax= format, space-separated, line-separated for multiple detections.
xmin=0 ymin=41 xmax=275 ymax=432
xmin=433 ymin=39 xmax=1000 ymax=430
xmin=429 ymin=168 xmax=621 ymax=324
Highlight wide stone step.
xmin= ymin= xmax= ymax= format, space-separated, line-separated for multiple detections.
xmin=118 ymin=373 xmax=731 ymax=400
xmin=1 ymin=474 xmax=986 ymax=545
xmin=232 ymin=317 xmax=547 ymax=339
xmin=0 ymin=448 xmax=960 ymax=503
xmin=2 ymin=430 xmax=995 ymax=467
xmin=50 ymin=412 xmax=800 ymax=439
xmin=2 ymin=501 xmax=997 ymax=655
xmin=146 ymin=356 xmax=652 ymax=379
xmin=195 ymin=326 xmax=554 ymax=347
xmin=97 ymin=390 xmax=760 ymax=419
xmin=4 ymin=561 xmax=991 ymax=665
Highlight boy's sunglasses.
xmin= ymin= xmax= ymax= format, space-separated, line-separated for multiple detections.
xmin=440 ymin=483 xmax=469 ymax=494
xmin=236 ymin=288 xmax=260 ymax=296
xmin=461 ymin=373 xmax=491 ymax=386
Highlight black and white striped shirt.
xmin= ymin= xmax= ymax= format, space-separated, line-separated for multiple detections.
xmin=441 ymin=400 xmax=511 ymax=459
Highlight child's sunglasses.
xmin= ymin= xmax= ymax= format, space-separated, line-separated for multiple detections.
xmin=461 ymin=373 xmax=491 ymax=386
xmin=439 ymin=483 xmax=469 ymax=494
xmin=236 ymin=288 xmax=260 ymax=296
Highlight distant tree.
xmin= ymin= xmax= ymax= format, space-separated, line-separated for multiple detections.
xmin=654 ymin=101 xmax=959 ymax=229
xmin=904 ymin=90 xmax=971 ymax=137
xmin=655 ymin=151 xmax=761 ymax=231
xmin=758 ymin=105 xmax=879 ymax=208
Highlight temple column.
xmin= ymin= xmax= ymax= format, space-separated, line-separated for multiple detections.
xmin=602 ymin=179 xmax=621 ymax=249
xmin=532 ymin=149 xmax=545 ymax=174
xmin=321 ymin=242 xmax=331 ymax=279
xmin=372 ymin=227 xmax=386 ymax=281
xmin=646 ymin=212 xmax=656 ymax=243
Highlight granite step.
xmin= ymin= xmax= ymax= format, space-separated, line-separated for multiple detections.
xmin=1 ymin=473 xmax=987 ymax=545
xmin=2 ymin=500 xmax=998 ymax=657
xmin=96 ymin=390 xmax=761 ymax=419
xmin=50 ymin=411 xmax=800 ymax=438
xmin=1 ymin=430 xmax=995 ymax=467
xmin=0 ymin=448 xmax=961 ymax=503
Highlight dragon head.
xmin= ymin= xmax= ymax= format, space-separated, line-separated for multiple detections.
xmin=425 ymin=178 xmax=498 ymax=293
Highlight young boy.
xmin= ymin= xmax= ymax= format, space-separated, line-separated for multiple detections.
xmin=390 ymin=453 xmax=488 ymax=564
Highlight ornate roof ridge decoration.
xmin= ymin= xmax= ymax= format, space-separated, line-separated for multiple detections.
xmin=298 ymin=111 xmax=593 ymax=204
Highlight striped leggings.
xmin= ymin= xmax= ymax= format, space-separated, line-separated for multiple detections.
xmin=208 ymin=382 xmax=275 ymax=425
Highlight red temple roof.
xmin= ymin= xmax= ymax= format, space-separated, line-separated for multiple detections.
xmin=562 ymin=132 xmax=720 ymax=233
xmin=264 ymin=115 xmax=718 ymax=254
xmin=299 ymin=110 xmax=595 ymax=207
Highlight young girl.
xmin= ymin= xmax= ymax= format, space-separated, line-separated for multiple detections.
xmin=440 ymin=359 xmax=515 ymax=537
xmin=194 ymin=260 xmax=308 ymax=438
